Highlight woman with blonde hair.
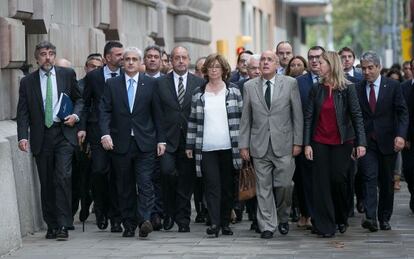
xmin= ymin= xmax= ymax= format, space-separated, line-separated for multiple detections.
xmin=303 ymin=51 xmax=367 ymax=237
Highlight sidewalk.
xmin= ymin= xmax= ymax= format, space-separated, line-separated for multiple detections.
xmin=3 ymin=184 xmax=414 ymax=259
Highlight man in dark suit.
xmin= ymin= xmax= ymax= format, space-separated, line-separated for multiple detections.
xmin=294 ymin=46 xmax=325 ymax=227
xmin=77 ymin=41 xmax=124 ymax=233
xmin=155 ymin=46 xmax=204 ymax=233
xmin=339 ymin=46 xmax=363 ymax=81
xmin=401 ymin=58 xmax=414 ymax=213
xmin=100 ymin=47 xmax=165 ymax=238
xmin=17 ymin=41 xmax=83 ymax=240
xmin=230 ymin=50 xmax=253 ymax=83
xmin=357 ymin=51 xmax=408 ymax=232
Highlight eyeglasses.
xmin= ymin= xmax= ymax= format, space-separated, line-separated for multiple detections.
xmin=308 ymin=55 xmax=321 ymax=61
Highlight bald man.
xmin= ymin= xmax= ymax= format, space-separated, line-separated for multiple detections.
xmin=239 ymin=50 xmax=303 ymax=239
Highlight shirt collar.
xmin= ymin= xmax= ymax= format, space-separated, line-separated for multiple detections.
xmin=146 ymin=71 xmax=161 ymax=78
xmin=263 ymin=75 xmax=276 ymax=86
xmin=173 ymin=71 xmax=188 ymax=81
xmin=104 ymin=65 xmax=120 ymax=76
xmin=368 ymin=75 xmax=381 ymax=88
xmin=125 ymin=73 xmax=139 ymax=83
xmin=40 ymin=66 xmax=56 ymax=77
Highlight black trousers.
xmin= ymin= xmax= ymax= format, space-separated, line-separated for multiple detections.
xmin=359 ymin=139 xmax=396 ymax=222
xmin=35 ymin=124 xmax=74 ymax=229
xmin=111 ymin=138 xmax=155 ymax=230
xmin=311 ymin=142 xmax=353 ymax=235
xmin=293 ymin=153 xmax=313 ymax=218
xmin=151 ymin=157 xmax=163 ymax=218
xmin=402 ymin=148 xmax=414 ymax=198
xmin=71 ymin=143 xmax=92 ymax=218
xmin=193 ymin=176 xmax=207 ymax=216
xmin=160 ymin=145 xmax=196 ymax=227
xmin=201 ymin=149 xmax=234 ymax=227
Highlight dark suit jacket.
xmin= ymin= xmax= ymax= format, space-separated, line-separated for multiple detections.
xmin=17 ymin=66 xmax=83 ymax=155
xmin=296 ymin=72 xmax=314 ymax=111
xmin=99 ymin=73 xmax=165 ymax=154
xmin=352 ymin=68 xmax=363 ymax=81
xmin=154 ymin=72 xmax=204 ymax=152
xmin=401 ymin=80 xmax=414 ymax=141
xmin=234 ymin=78 xmax=249 ymax=98
xmin=356 ymin=76 xmax=409 ymax=154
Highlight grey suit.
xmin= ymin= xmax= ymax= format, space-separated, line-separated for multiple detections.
xmin=239 ymin=75 xmax=303 ymax=232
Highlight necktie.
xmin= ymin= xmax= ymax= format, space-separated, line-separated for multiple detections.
xmin=127 ymin=78 xmax=135 ymax=112
xmin=177 ymin=77 xmax=185 ymax=106
xmin=45 ymin=72 xmax=53 ymax=128
xmin=265 ymin=80 xmax=271 ymax=109
xmin=369 ymin=83 xmax=376 ymax=113
xmin=111 ymin=72 xmax=117 ymax=78
xmin=314 ymin=76 xmax=319 ymax=84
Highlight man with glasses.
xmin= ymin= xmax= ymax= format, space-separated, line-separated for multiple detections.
xmin=230 ymin=50 xmax=253 ymax=83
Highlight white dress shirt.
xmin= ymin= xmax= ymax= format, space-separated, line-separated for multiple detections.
xmin=365 ymin=75 xmax=381 ymax=101
xmin=173 ymin=71 xmax=188 ymax=95
xmin=262 ymin=75 xmax=276 ymax=103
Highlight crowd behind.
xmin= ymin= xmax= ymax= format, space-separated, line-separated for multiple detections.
xmin=15 ymin=39 xmax=414 ymax=241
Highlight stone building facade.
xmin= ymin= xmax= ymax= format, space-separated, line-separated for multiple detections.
xmin=0 ymin=0 xmax=211 ymax=255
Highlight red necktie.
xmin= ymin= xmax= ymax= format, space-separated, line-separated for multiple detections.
xmin=369 ymin=83 xmax=376 ymax=113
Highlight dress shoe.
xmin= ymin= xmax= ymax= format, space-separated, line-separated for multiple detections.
xmin=319 ymin=232 xmax=335 ymax=238
xmin=278 ymin=222 xmax=289 ymax=235
xmin=110 ymin=222 xmax=123 ymax=233
xmin=139 ymin=220 xmax=153 ymax=237
xmin=79 ymin=206 xmax=90 ymax=222
xmin=96 ymin=211 xmax=108 ymax=230
xmin=311 ymin=227 xmax=320 ymax=235
xmin=56 ymin=227 xmax=69 ymax=241
xmin=45 ymin=228 xmax=57 ymax=239
xmin=221 ymin=226 xmax=233 ymax=235
xmin=195 ymin=213 xmax=206 ymax=223
xmin=250 ymin=220 xmax=258 ymax=231
xmin=362 ymin=219 xmax=378 ymax=232
xmin=178 ymin=225 xmax=190 ymax=233
xmin=379 ymin=221 xmax=391 ymax=230
xmin=122 ymin=228 xmax=135 ymax=237
xmin=163 ymin=217 xmax=174 ymax=230
xmin=234 ymin=209 xmax=243 ymax=222
xmin=260 ymin=230 xmax=273 ymax=239
xmin=151 ymin=215 xmax=162 ymax=231
xmin=356 ymin=200 xmax=365 ymax=213
xmin=206 ymin=225 xmax=220 ymax=237
xmin=67 ymin=225 xmax=75 ymax=231
xmin=338 ymin=224 xmax=347 ymax=234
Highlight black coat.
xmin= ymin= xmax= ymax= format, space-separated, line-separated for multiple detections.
xmin=17 ymin=66 xmax=83 ymax=155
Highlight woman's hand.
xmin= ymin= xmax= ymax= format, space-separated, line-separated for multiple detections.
xmin=304 ymin=145 xmax=313 ymax=160
xmin=185 ymin=149 xmax=193 ymax=159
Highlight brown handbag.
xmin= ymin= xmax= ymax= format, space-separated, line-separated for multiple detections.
xmin=238 ymin=161 xmax=256 ymax=201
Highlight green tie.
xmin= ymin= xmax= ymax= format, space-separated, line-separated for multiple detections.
xmin=45 ymin=72 xmax=53 ymax=128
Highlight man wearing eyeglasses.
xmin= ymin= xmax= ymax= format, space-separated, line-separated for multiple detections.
xmin=230 ymin=50 xmax=253 ymax=83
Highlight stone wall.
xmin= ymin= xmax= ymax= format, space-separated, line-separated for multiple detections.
xmin=0 ymin=0 xmax=211 ymax=255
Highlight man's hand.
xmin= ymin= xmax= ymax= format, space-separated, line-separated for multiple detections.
xmin=101 ymin=135 xmax=114 ymax=150
xmin=77 ymin=130 xmax=86 ymax=146
xmin=18 ymin=139 xmax=29 ymax=152
xmin=240 ymin=148 xmax=250 ymax=161
xmin=157 ymin=143 xmax=166 ymax=156
xmin=355 ymin=146 xmax=366 ymax=159
xmin=304 ymin=146 xmax=313 ymax=160
xmin=292 ymin=145 xmax=302 ymax=157
xmin=394 ymin=136 xmax=405 ymax=152
xmin=64 ymin=114 xmax=77 ymax=127
xmin=185 ymin=149 xmax=193 ymax=159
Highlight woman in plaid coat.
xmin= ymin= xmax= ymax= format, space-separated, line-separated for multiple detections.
xmin=186 ymin=53 xmax=243 ymax=237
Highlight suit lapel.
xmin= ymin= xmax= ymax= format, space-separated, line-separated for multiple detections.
xmin=358 ymin=79 xmax=372 ymax=115
xmin=272 ymin=75 xmax=283 ymax=105
xmin=167 ymin=72 xmax=179 ymax=106
xmin=33 ymin=70 xmax=44 ymax=113
xmin=132 ymin=74 xmax=145 ymax=113
xmin=55 ymin=67 xmax=64 ymax=97
xmin=182 ymin=73 xmax=195 ymax=108
xmin=254 ymin=78 xmax=269 ymax=111
xmin=376 ymin=76 xmax=387 ymax=113
xmin=118 ymin=74 xmax=130 ymax=112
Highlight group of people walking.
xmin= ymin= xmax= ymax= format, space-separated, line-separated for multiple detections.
xmin=16 ymin=39 xmax=414 ymax=242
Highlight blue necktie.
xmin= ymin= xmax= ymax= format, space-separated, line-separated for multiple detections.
xmin=127 ymin=78 xmax=135 ymax=112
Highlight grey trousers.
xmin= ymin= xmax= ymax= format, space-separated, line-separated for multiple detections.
xmin=252 ymin=143 xmax=295 ymax=232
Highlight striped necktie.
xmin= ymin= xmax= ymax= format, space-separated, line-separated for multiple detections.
xmin=177 ymin=76 xmax=185 ymax=106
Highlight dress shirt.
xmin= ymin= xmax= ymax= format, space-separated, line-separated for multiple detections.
xmin=262 ymin=75 xmax=276 ymax=103
xmin=145 ymin=71 xmax=161 ymax=78
xmin=277 ymin=67 xmax=285 ymax=75
xmin=365 ymin=76 xmax=381 ymax=101
xmin=125 ymin=73 xmax=139 ymax=136
xmin=40 ymin=67 xmax=60 ymax=122
xmin=311 ymin=72 xmax=320 ymax=84
xmin=173 ymin=71 xmax=188 ymax=95
xmin=345 ymin=68 xmax=354 ymax=77
xmin=103 ymin=65 xmax=121 ymax=81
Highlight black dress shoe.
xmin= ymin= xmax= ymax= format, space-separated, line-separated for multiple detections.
xmin=163 ymin=217 xmax=174 ymax=230
xmin=356 ymin=200 xmax=365 ymax=213
xmin=379 ymin=221 xmax=391 ymax=230
xmin=260 ymin=230 xmax=273 ymax=239
xmin=178 ymin=225 xmax=190 ymax=233
xmin=45 ymin=228 xmax=57 ymax=239
xmin=79 ymin=207 xmax=90 ymax=222
xmin=319 ymin=232 xmax=335 ymax=238
xmin=250 ymin=220 xmax=258 ymax=231
xmin=151 ymin=215 xmax=162 ymax=231
xmin=67 ymin=225 xmax=75 ymax=231
xmin=195 ymin=213 xmax=206 ymax=223
xmin=362 ymin=219 xmax=378 ymax=232
xmin=278 ymin=222 xmax=289 ymax=235
xmin=139 ymin=220 xmax=153 ymax=237
xmin=56 ymin=227 xmax=69 ymax=241
xmin=221 ymin=226 xmax=233 ymax=235
xmin=338 ymin=224 xmax=347 ymax=234
xmin=96 ymin=211 xmax=108 ymax=230
xmin=110 ymin=222 xmax=123 ymax=233
xmin=122 ymin=228 xmax=135 ymax=237
xmin=206 ymin=225 xmax=220 ymax=237
xmin=311 ymin=227 xmax=320 ymax=235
